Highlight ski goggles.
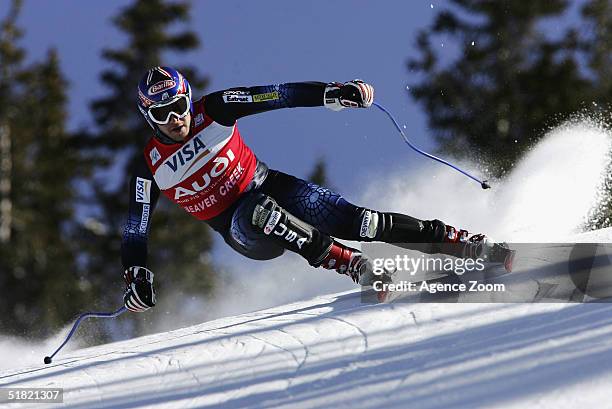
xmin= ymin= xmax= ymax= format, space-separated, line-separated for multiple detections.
xmin=147 ymin=94 xmax=191 ymax=125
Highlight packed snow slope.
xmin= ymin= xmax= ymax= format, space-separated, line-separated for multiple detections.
xmin=2 ymin=120 xmax=612 ymax=408
xmin=3 ymin=280 xmax=612 ymax=409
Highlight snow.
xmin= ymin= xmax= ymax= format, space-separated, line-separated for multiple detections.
xmin=2 ymin=289 xmax=612 ymax=408
xmin=2 ymin=120 xmax=612 ymax=408
xmin=361 ymin=120 xmax=612 ymax=243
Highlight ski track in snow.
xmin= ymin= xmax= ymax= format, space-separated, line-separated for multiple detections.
xmin=2 ymin=121 xmax=612 ymax=408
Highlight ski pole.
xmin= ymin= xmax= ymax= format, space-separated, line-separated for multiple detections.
xmin=373 ymin=101 xmax=490 ymax=189
xmin=44 ymin=306 xmax=127 ymax=364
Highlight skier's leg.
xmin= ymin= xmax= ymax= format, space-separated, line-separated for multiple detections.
xmin=259 ymin=170 xmax=488 ymax=258
xmin=261 ymin=171 xmax=444 ymax=244
xmin=207 ymin=197 xmax=286 ymax=261
xmin=230 ymin=192 xmax=381 ymax=283
xmin=258 ymin=170 xmax=358 ymax=238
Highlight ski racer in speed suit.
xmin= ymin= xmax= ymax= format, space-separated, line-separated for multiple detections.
xmin=121 ymin=66 xmax=493 ymax=312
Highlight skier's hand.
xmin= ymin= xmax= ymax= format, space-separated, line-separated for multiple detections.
xmin=324 ymin=80 xmax=374 ymax=111
xmin=123 ymin=266 xmax=156 ymax=312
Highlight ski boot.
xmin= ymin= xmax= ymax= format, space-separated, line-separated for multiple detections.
xmin=319 ymin=242 xmax=394 ymax=301
xmin=444 ymin=226 xmax=515 ymax=272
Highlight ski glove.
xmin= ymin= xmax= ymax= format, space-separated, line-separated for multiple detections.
xmin=123 ymin=266 xmax=156 ymax=313
xmin=324 ymin=80 xmax=374 ymax=111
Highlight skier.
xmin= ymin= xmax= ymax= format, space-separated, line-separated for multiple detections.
xmin=121 ymin=66 xmax=498 ymax=312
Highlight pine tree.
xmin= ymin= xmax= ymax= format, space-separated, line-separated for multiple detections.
xmin=0 ymin=0 xmax=22 ymax=248
xmin=408 ymin=0 xmax=591 ymax=176
xmin=0 ymin=0 xmax=25 ymax=334
xmin=80 ymin=0 xmax=216 ymax=335
xmin=12 ymin=50 xmax=89 ymax=335
xmin=0 ymin=0 xmax=88 ymax=336
xmin=580 ymin=0 xmax=612 ymax=99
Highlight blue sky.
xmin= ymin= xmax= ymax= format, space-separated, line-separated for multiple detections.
xmin=6 ymin=0 xmax=447 ymax=194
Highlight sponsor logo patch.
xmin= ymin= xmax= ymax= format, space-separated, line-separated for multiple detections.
xmin=139 ymin=204 xmax=150 ymax=233
xmin=136 ymin=177 xmax=152 ymax=204
xmin=139 ymin=89 xmax=154 ymax=108
xmin=223 ymin=94 xmax=253 ymax=103
xmin=164 ymin=134 xmax=211 ymax=174
xmin=194 ymin=113 xmax=204 ymax=127
xmin=360 ymin=210 xmax=371 ymax=237
xmin=360 ymin=210 xmax=378 ymax=239
xmin=149 ymin=147 xmax=161 ymax=166
xmin=223 ymin=90 xmax=250 ymax=96
xmin=172 ymin=149 xmax=235 ymax=200
xmin=252 ymin=91 xmax=279 ymax=102
xmin=148 ymin=79 xmax=176 ymax=95
xmin=252 ymin=205 xmax=270 ymax=229
xmin=264 ymin=210 xmax=281 ymax=235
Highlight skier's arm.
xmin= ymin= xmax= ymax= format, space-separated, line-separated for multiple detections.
xmin=121 ymin=155 xmax=160 ymax=312
xmin=121 ymin=155 xmax=160 ymax=270
xmin=204 ymin=80 xmax=374 ymax=126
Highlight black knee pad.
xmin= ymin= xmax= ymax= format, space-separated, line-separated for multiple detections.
xmin=249 ymin=193 xmax=332 ymax=264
